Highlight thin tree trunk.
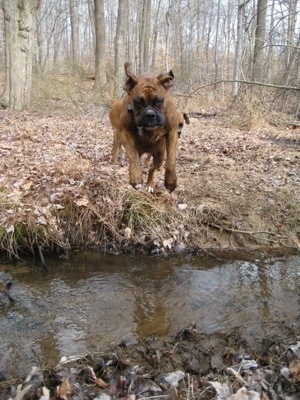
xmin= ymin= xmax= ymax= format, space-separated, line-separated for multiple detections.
xmin=93 ymin=0 xmax=107 ymax=89
xmin=286 ymin=0 xmax=298 ymax=68
xmin=214 ymin=0 xmax=221 ymax=91
xmin=265 ymin=0 xmax=275 ymax=80
xmin=232 ymin=1 xmax=250 ymax=96
xmin=144 ymin=0 xmax=151 ymax=72
xmin=114 ymin=0 xmax=127 ymax=97
xmin=252 ymin=0 xmax=268 ymax=81
xmin=150 ymin=0 xmax=161 ymax=71
xmin=88 ymin=0 xmax=96 ymax=52
xmin=139 ymin=0 xmax=151 ymax=73
xmin=165 ymin=10 xmax=170 ymax=71
xmin=69 ymin=0 xmax=79 ymax=72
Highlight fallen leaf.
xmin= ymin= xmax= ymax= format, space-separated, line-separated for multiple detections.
xmin=125 ymin=227 xmax=131 ymax=238
xmin=95 ymin=376 xmax=110 ymax=389
xmin=208 ymin=381 xmax=231 ymax=400
xmin=163 ymin=238 xmax=173 ymax=249
xmin=227 ymin=387 xmax=260 ymax=400
xmin=6 ymin=225 xmax=14 ymax=233
xmin=74 ymin=196 xmax=90 ymax=207
xmin=56 ymin=377 xmax=72 ymax=400
xmin=178 ymin=203 xmax=187 ymax=210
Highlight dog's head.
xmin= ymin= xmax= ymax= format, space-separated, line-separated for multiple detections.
xmin=123 ymin=62 xmax=174 ymax=130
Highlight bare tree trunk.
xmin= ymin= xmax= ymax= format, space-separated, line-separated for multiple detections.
xmin=88 ymin=0 xmax=96 ymax=52
xmin=252 ymin=0 xmax=268 ymax=81
xmin=286 ymin=0 xmax=298 ymax=68
xmin=138 ymin=0 xmax=151 ymax=73
xmin=165 ymin=10 xmax=170 ymax=71
xmin=213 ymin=0 xmax=221 ymax=91
xmin=265 ymin=0 xmax=275 ymax=80
xmin=114 ymin=0 xmax=127 ymax=97
xmin=232 ymin=1 xmax=250 ymax=97
xmin=144 ymin=0 xmax=151 ymax=72
xmin=125 ymin=0 xmax=133 ymax=65
xmin=1 ymin=0 xmax=40 ymax=110
xmin=150 ymin=0 xmax=161 ymax=71
xmin=93 ymin=0 xmax=107 ymax=89
xmin=69 ymin=0 xmax=79 ymax=71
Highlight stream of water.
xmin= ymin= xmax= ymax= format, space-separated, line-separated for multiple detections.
xmin=0 ymin=251 xmax=299 ymax=377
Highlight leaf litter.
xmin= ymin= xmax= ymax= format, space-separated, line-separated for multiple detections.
xmin=0 ymin=106 xmax=299 ymax=258
xmin=0 ymin=322 xmax=299 ymax=399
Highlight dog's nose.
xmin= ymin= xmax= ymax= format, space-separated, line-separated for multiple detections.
xmin=145 ymin=109 xmax=156 ymax=119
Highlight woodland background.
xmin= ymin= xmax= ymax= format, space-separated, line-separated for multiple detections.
xmin=0 ymin=0 xmax=299 ymax=118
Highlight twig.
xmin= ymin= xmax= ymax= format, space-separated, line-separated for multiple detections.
xmin=191 ymin=79 xmax=300 ymax=92
xmin=139 ymin=396 xmax=170 ymax=400
xmin=227 ymin=367 xmax=249 ymax=386
xmin=209 ymin=223 xmax=288 ymax=239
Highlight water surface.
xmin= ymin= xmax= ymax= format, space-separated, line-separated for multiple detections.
xmin=0 ymin=251 xmax=299 ymax=377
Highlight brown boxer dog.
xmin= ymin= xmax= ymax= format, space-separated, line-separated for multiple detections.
xmin=109 ymin=62 xmax=179 ymax=192
xmin=110 ymin=104 xmax=190 ymax=165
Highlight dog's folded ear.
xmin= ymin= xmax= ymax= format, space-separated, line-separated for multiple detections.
xmin=157 ymin=70 xmax=174 ymax=90
xmin=124 ymin=62 xmax=138 ymax=93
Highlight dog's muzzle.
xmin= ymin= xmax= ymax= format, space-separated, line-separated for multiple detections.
xmin=135 ymin=107 xmax=165 ymax=129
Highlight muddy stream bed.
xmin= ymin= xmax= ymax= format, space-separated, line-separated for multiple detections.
xmin=0 ymin=250 xmax=299 ymax=399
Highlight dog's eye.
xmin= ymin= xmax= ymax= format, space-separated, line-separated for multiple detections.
xmin=154 ymin=98 xmax=163 ymax=108
xmin=134 ymin=97 xmax=145 ymax=108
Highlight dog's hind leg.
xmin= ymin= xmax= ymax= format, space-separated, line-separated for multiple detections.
xmin=164 ymin=128 xmax=178 ymax=192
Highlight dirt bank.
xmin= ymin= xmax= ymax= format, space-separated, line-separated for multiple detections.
xmin=0 ymin=101 xmax=299 ymax=258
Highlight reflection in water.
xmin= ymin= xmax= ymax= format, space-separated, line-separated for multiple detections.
xmin=0 ymin=252 xmax=299 ymax=376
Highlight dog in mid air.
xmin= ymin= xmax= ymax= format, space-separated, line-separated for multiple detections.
xmin=109 ymin=62 xmax=183 ymax=193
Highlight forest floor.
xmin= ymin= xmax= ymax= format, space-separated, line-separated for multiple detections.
xmin=0 ymin=91 xmax=299 ymax=258
xmin=0 ymin=80 xmax=300 ymax=399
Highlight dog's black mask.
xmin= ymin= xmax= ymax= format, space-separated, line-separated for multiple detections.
xmin=134 ymin=106 xmax=165 ymax=129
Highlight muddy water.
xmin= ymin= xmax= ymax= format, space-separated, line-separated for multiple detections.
xmin=0 ymin=251 xmax=299 ymax=377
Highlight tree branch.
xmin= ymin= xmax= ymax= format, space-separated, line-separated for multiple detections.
xmin=200 ymin=79 xmax=300 ymax=91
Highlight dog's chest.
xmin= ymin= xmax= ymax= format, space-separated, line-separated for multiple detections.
xmin=134 ymin=127 xmax=166 ymax=150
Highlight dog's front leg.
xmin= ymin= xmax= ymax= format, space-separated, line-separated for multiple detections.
xmin=122 ymin=141 xmax=143 ymax=189
xmin=146 ymin=150 xmax=164 ymax=193
xmin=165 ymin=129 xmax=178 ymax=192
xmin=111 ymin=127 xmax=119 ymax=164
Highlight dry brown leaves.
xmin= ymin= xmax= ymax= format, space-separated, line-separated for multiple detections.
xmin=0 ymin=105 xmax=299 ymax=257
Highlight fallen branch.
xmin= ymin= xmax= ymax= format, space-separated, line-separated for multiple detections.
xmin=215 ymin=79 xmax=300 ymax=91
xmin=210 ymin=223 xmax=288 ymax=239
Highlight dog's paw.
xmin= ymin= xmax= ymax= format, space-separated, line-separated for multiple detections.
xmin=165 ymin=180 xmax=177 ymax=192
xmin=145 ymin=185 xmax=154 ymax=193
xmin=133 ymin=183 xmax=143 ymax=190
xmin=165 ymin=178 xmax=177 ymax=192
xmin=165 ymin=169 xmax=177 ymax=192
